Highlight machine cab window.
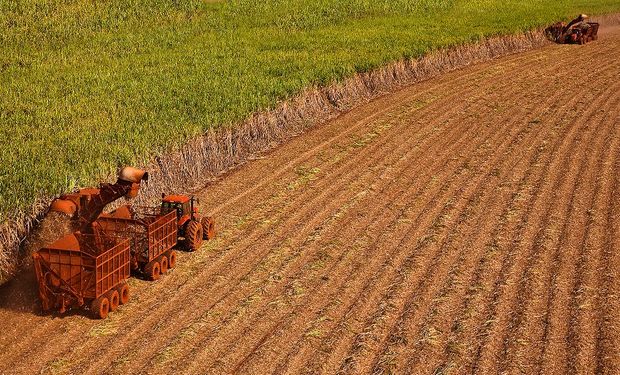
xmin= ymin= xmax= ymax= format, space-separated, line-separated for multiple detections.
xmin=161 ymin=200 xmax=190 ymax=218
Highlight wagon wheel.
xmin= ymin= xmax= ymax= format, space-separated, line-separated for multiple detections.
xmin=201 ymin=216 xmax=216 ymax=240
xmin=185 ymin=220 xmax=203 ymax=252
xmin=108 ymin=290 xmax=120 ymax=312
xmin=91 ymin=296 xmax=110 ymax=319
xmin=117 ymin=283 xmax=130 ymax=305
xmin=145 ymin=260 xmax=161 ymax=281
xmin=167 ymin=250 xmax=177 ymax=269
xmin=160 ymin=255 xmax=169 ymax=274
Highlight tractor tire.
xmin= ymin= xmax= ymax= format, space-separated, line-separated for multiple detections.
xmin=145 ymin=260 xmax=161 ymax=281
xmin=117 ymin=283 xmax=130 ymax=305
xmin=91 ymin=296 xmax=110 ymax=319
xmin=108 ymin=290 xmax=120 ymax=312
xmin=167 ymin=250 xmax=177 ymax=269
xmin=185 ymin=220 xmax=203 ymax=252
xmin=160 ymin=255 xmax=169 ymax=274
xmin=201 ymin=216 xmax=216 ymax=240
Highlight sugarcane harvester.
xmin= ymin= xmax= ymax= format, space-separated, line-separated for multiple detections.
xmin=47 ymin=167 xmax=215 ymax=253
xmin=546 ymin=14 xmax=599 ymax=45
xmin=46 ymin=167 xmax=148 ymax=232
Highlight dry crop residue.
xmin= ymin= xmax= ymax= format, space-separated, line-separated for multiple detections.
xmin=0 ymin=29 xmax=618 ymax=375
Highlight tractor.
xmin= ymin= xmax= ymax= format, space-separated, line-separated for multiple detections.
xmin=160 ymin=194 xmax=215 ymax=251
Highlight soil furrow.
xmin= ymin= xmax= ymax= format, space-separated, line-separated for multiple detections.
xmin=0 ymin=29 xmax=617 ymax=375
xmin=429 ymin=75 xmax=620 ymax=375
xmin=364 ymin=70 xmax=617 ymax=375
xmin=439 ymin=58 xmax=619 ymax=375
xmin=596 ymin=115 xmax=620 ymax=375
xmin=174 ymin=62 xmax=524 ymax=375
xmin=360 ymin=118 xmax=539 ymax=375
xmin=330 ymin=55 xmax=616 ymax=375
xmin=301 ymin=59 xmax=597 ymax=374
xmin=334 ymin=72 xmax=577 ymax=375
xmin=566 ymin=101 xmax=620 ymax=375
xmin=272 ymin=44 xmax=596 ymax=375
xmin=470 ymin=80 xmax=619 ymax=374
xmin=509 ymin=91 xmax=619 ymax=375
xmin=386 ymin=72 xmax=616 ymax=375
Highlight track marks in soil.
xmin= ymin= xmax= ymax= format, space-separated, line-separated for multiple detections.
xmin=0 ymin=30 xmax=618 ymax=375
xmin=185 ymin=50 xmax=562 ymax=375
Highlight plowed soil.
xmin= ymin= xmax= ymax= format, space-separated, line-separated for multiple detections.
xmin=0 ymin=29 xmax=619 ymax=375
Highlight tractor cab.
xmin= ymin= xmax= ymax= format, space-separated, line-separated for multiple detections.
xmin=161 ymin=194 xmax=194 ymax=223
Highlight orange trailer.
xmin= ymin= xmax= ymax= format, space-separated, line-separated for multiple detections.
xmin=95 ymin=206 xmax=178 ymax=280
xmin=32 ymin=233 xmax=131 ymax=319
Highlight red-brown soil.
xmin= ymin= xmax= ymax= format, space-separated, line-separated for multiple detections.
xmin=0 ymin=29 xmax=618 ymax=375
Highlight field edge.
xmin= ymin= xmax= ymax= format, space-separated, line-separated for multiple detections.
xmin=1 ymin=13 xmax=618 ymax=284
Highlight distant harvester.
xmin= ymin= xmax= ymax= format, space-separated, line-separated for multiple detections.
xmin=546 ymin=14 xmax=599 ymax=45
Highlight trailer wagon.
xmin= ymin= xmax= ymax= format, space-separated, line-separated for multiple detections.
xmin=96 ymin=206 xmax=178 ymax=280
xmin=33 ymin=233 xmax=131 ymax=319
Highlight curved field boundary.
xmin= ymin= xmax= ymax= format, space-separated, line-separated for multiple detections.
xmin=0 ymin=22 xmax=618 ymax=375
xmin=0 ymin=27 xmax=538 ymax=278
xmin=2 ymin=14 xmax=619 ymax=285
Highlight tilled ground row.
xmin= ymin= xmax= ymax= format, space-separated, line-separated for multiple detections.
xmin=0 ymin=29 xmax=618 ymax=375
